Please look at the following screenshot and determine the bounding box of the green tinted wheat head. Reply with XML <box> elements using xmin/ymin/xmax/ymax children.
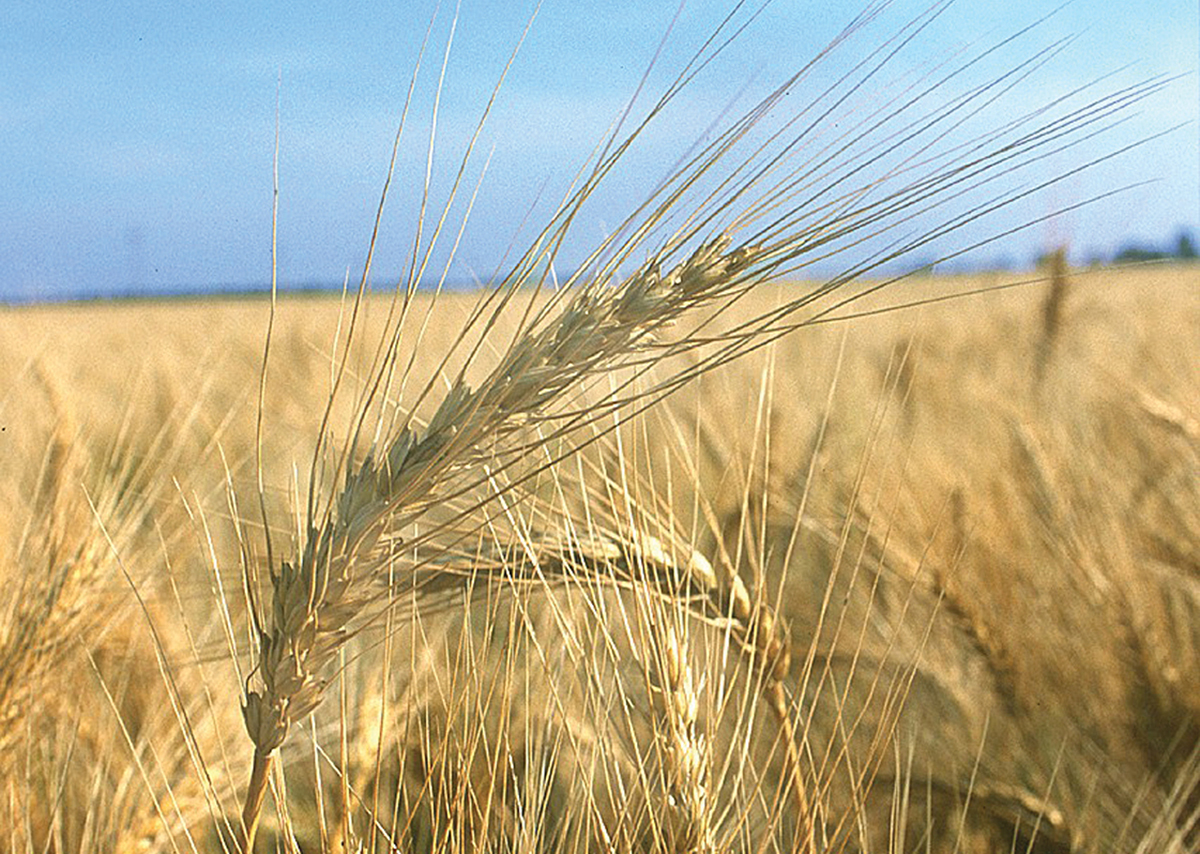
<box><xmin>239</xmin><ymin>237</ymin><xmax>761</xmax><ymax>842</ymax></box>
<box><xmin>242</xmin><ymin>236</ymin><xmax>755</xmax><ymax>720</ymax></box>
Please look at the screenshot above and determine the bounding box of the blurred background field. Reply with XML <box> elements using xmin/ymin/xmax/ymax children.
<box><xmin>1</xmin><ymin>263</ymin><xmax>1195</xmax><ymax>851</ymax></box>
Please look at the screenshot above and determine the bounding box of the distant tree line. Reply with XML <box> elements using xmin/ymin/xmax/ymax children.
<box><xmin>1100</xmin><ymin>227</ymin><xmax>1197</xmax><ymax>266</ymax></box>
<box><xmin>906</xmin><ymin>228</ymin><xmax>1197</xmax><ymax>276</ymax></box>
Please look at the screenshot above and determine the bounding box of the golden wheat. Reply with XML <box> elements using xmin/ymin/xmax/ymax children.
<box><xmin>0</xmin><ymin>3</ymin><xmax>1194</xmax><ymax>852</ymax></box>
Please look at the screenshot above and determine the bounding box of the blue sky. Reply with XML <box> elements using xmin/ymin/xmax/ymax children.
<box><xmin>2</xmin><ymin>1</ymin><xmax>1196</xmax><ymax>301</ymax></box>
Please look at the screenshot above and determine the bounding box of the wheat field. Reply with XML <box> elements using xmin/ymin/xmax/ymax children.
<box><xmin>2</xmin><ymin>2</ymin><xmax>1197</xmax><ymax>851</ymax></box>
<box><xmin>1</xmin><ymin>264</ymin><xmax>1195</xmax><ymax>852</ymax></box>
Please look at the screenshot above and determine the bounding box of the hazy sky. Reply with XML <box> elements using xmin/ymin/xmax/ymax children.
<box><xmin>2</xmin><ymin>1</ymin><xmax>1197</xmax><ymax>300</ymax></box>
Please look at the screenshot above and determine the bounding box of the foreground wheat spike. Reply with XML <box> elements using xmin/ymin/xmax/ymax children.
<box><xmin>238</xmin><ymin>236</ymin><xmax>759</xmax><ymax>846</ymax></box>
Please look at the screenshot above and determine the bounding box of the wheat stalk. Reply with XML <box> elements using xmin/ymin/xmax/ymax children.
<box><xmin>630</xmin><ymin>530</ymin><xmax>810</xmax><ymax>852</ymax></box>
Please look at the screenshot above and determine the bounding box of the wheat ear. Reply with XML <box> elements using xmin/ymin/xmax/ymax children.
<box><xmin>651</xmin><ymin>614</ymin><xmax>713</xmax><ymax>854</ymax></box>
<box><xmin>237</xmin><ymin>236</ymin><xmax>759</xmax><ymax>847</ymax></box>
<box><xmin>551</xmin><ymin>529</ymin><xmax>810</xmax><ymax>847</ymax></box>
<box><xmin>1034</xmin><ymin>245</ymin><xmax>1070</xmax><ymax>385</ymax></box>
<box><xmin>0</xmin><ymin>380</ymin><xmax>101</xmax><ymax>759</ymax></box>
